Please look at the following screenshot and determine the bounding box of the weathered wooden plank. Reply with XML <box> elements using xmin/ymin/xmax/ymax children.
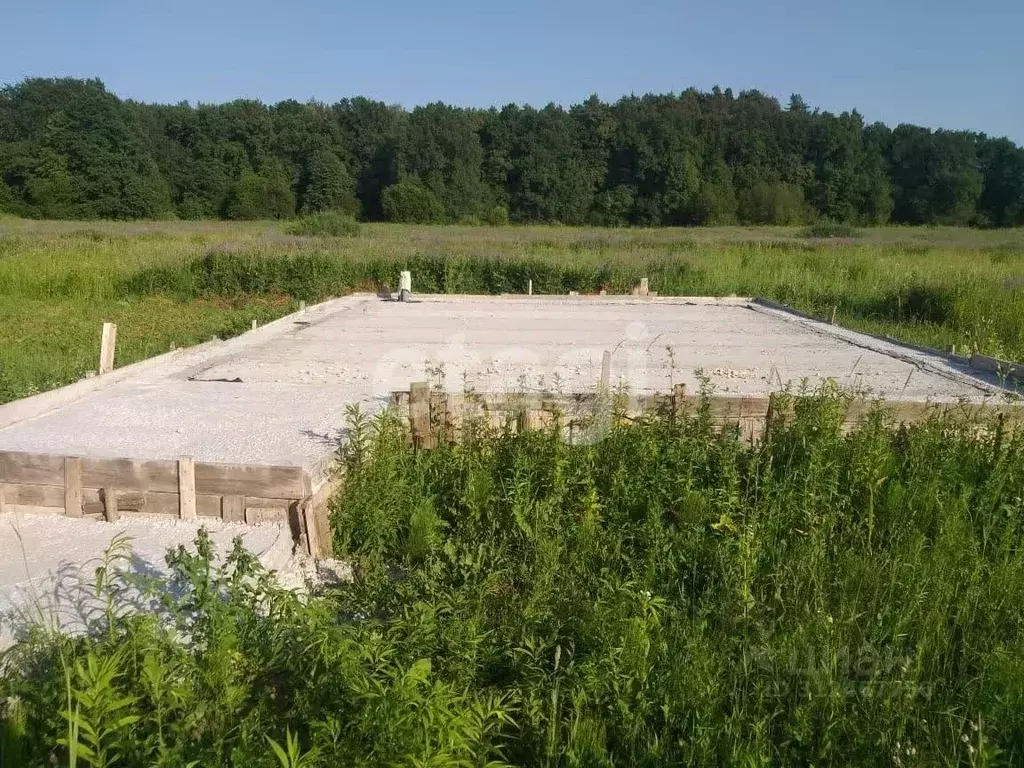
<box><xmin>432</xmin><ymin>389</ymin><xmax>456</xmax><ymax>442</ymax></box>
<box><xmin>601</xmin><ymin>350</ymin><xmax>612</xmax><ymax>390</ymax></box>
<box><xmin>103</xmin><ymin>487</ymin><xmax>120</xmax><ymax>523</ymax></box>
<box><xmin>409</xmin><ymin>381</ymin><xmax>433</xmax><ymax>449</ymax></box>
<box><xmin>739</xmin><ymin>418</ymin><xmax>764</xmax><ymax>443</ymax></box>
<box><xmin>305</xmin><ymin>472</ymin><xmax>340</xmax><ymax>558</ymax></box>
<box><xmin>195</xmin><ymin>494</ymin><xmax>223</xmax><ymax>517</ymax></box>
<box><xmin>242</xmin><ymin>495</ymin><xmax>292</xmax><ymax>512</ymax></box>
<box><xmin>242</xmin><ymin>506</ymin><xmax>289</xmax><ymax>525</ymax></box>
<box><xmin>128</xmin><ymin>492</ymin><xmax>217</xmax><ymax>518</ymax></box>
<box><xmin>0</xmin><ymin>451</ymin><xmax>65</xmax><ymax>486</ymax></box>
<box><xmin>64</xmin><ymin>457</ymin><xmax>83</xmax><ymax>517</ymax></box>
<box><xmin>971</xmin><ymin>352</ymin><xmax>1024</xmax><ymax>381</ymax></box>
<box><xmin>301</xmin><ymin>496</ymin><xmax>320</xmax><ymax>557</ymax></box>
<box><xmin>82</xmin><ymin>457</ymin><xmax>180</xmax><ymax>494</ymax></box>
<box><xmin>178</xmin><ymin>457</ymin><xmax>196</xmax><ymax>520</ymax></box>
<box><xmin>0</xmin><ymin>452</ymin><xmax>180</xmax><ymax>491</ymax></box>
<box><xmin>1</xmin><ymin>451</ymin><xmax>307</xmax><ymax>500</ymax></box>
<box><xmin>222</xmin><ymin>494</ymin><xmax>245</xmax><ymax>523</ymax></box>
<box><xmin>195</xmin><ymin>462</ymin><xmax>308</xmax><ymax>499</ymax></box>
<box><xmin>0</xmin><ymin>483</ymin><xmax>222</xmax><ymax>517</ymax></box>
<box><xmin>6</xmin><ymin>483</ymin><xmax>90</xmax><ymax>509</ymax></box>
<box><xmin>99</xmin><ymin>322</ymin><xmax>118</xmax><ymax>375</ymax></box>
<box><xmin>397</xmin><ymin>386</ymin><xmax>1024</xmax><ymax>445</ymax></box>
<box><xmin>702</xmin><ymin>395</ymin><xmax>771</xmax><ymax>421</ymax></box>
<box><xmin>671</xmin><ymin>383</ymin><xmax>688</xmax><ymax>421</ymax></box>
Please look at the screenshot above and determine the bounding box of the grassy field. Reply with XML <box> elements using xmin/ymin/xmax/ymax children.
<box><xmin>1</xmin><ymin>216</ymin><xmax>1023</xmax><ymax>403</ymax></box>
<box><xmin>3</xmin><ymin>397</ymin><xmax>1023</xmax><ymax>765</ymax></box>
<box><xmin>3</xmin><ymin>218</ymin><xmax>1024</xmax><ymax>764</ymax></box>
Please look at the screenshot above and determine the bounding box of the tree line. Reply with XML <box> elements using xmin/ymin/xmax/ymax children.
<box><xmin>1</xmin><ymin>77</ymin><xmax>1022</xmax><ymax>227</ymax></box>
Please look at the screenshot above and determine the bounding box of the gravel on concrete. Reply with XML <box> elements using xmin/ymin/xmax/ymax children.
<box><xmin>0</xmin><ymin>295</ymin><xmax>1008</xmax><ymax>472</ymax></box>
<box><xmin>0</xmin><ymin>294</ymin><xmax>1013</xmax><ymax>646</ymax></box>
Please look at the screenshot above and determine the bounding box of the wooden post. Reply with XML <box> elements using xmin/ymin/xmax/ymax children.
<box><xmin>0</xmin><ymin>483</ymin><xmax>7</xmax><ymax>515</ymax></box>
<box><xmin>399</xmin><ymin>270</ymin><xmax>412</xmax><ymax>302</ymax></box>
<box><xmin>301</xmin><ymin>497</ymin><xmax>320</xmax><ymax>556</ymax></box>
<box><xmin>178</xmin><ymin>457</ymin><xmax>197</xmax><ymax>520</ymax></box>
<box><xmin>99</xmin><ymin>322</ymin><xmax>118</xmax><ymax>375</ymax></box>
<box><xmin>65</xmin><ymin>457</ymin><xmax>83</xmax><ymax>517</ymax></box>
<box><xmin>251</xmin><ymin>319</ymin><xmax>258</xmax><ymax>330</ymax></box>
<box><xmin>103</xmin><ymin>488</ymin><xmax>120</xmax><ymax>522</ymax></box>
<box><xmin>517</xmin><ymin>409</ymin><xmax>538</xmax><ymax>433</ymax></box>
<box><xmin>221</xmin><ymin>494</ymin><xmax>245</xmax><ymax>523</ymax></box>
<box><xmin>601</xmin><ymin>350</ymin><xmax>612</xmax><ymax>390</ymax></box>
<box><xmin>527</xmin><ymin>279</ymin><xmax>533</xmax><ymax>296</ymax></box>
<box><xmin>409</xmin><ymin>381</ymin><xmax>432</xmax><ymax>449</ymax></box>
<box><xmin>829</xmin><ymin>306</ymin><xmax>838</xmax><ymax>325</ymax></box>
<box><xmin>673</xmin><ymin>382</ymin><xmax>687</xmax><ymax>422</ymax></box>
<box><xmin>639</xmin><ymin>278</ymin><xmax>649</xmax><ymax>296</ymax></box>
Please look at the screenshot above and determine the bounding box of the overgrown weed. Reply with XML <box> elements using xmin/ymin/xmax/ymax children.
<box><xmin>6</xmin><ymin>392</ymin><xmax>1018</xmax><ymax>764</ymax></box>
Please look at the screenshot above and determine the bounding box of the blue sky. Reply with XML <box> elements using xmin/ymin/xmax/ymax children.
<box><xmin>3</xmin><ymin>0</ymin><xmax>1021</xmax><ymax>142</ymax></box>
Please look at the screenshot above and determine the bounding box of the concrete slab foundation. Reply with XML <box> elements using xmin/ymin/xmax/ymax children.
<box><xmin>0</xmin><ymin>295</ymin><xmax>1008</xmax><ymax>474</ymax></box>
<box><xmin>0</xmin><ymin>294</ymin><xmax>1017</xmax><ymax>645</ymax></box>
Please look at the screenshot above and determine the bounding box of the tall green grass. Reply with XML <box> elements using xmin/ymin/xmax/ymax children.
<box><xmin>2</xmin><ymin>394</ymin><xmax>1024</xmax><ymax>765</ymax></box>
<box><xmin>1</xmin><ymin>219</ymin><xmax>1023</xmax><ymax>403</ymax></box>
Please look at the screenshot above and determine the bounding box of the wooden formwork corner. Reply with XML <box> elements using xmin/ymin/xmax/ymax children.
<box><xmin>301</xmin><ymin>472</ymin><xmax>340</xmax><ymax>558</ymax></box>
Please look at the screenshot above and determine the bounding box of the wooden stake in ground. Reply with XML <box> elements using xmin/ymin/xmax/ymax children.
<box><xmin>178</xmin><ymin>456</ymin><xmax>197</xmax><ymax>520</ymax></box>
<box><xmin>601</xmin><ymin>350</ymin><xmax>612</xmax><ymax>390</ymax></box>
<box><xmin>221</xmin><ymin>494</ymin><xmax>244</xmax><ymax>523</ymax></box>
<box><xmin>409</xmin><ymin>381</ymin><xmax>433</xmax><ymax>449</ymax></box>
<box><xmin>301</xmin><ymin>497</ymin><xmax>320</xmax><ymax>556</ymax></box>
<box><xmin>64</xmin><ymin>457</ymin><xmax>83</xmax><ymax>517</ymax></box>
<box><xmin>527</xmin><ymin>279</ymin><xmax>533</xmax><ymax>296</ymax></box>
<box><xmin>672</xmin><ymin>382</ymin><xmax>687</xmax><ymax>422</ymax></box>
<box><xmin>103</xmin><ymin>487</ymin><xmax>120</xmax><ymax>522</ymax></box>
<box><xmin>99</xmin><ymin>322</ymin><xmax>117</xmax><ymax>375</ymax></box>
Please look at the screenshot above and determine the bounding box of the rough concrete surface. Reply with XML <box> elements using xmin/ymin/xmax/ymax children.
<box><xmin>0</xmin><ymin>294</ymin><xmax>1014</xmax><ymax>645</ymax></box>
<box><xmin>0</xmin><ymin>295</ymin><xmax>1008</xmax><ymax>472</ymax></box>
<box><xmin>0</xmin><ymin>511</ymin><xmax>301</xmax><ymax>648</ymax></box>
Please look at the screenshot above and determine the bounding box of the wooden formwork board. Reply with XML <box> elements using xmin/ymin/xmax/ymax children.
<box><xmin>391</xmin><ymin>383</ymin><xmax>1024</xmax><ymax>446</ymax></box>
<box><xmin>4</xmin><ymin>386</ymin><xmax>1018</xmax><ymax>564</ymax></box>
<box><xmin>0</xmin><ymin>453</ymin><xmax>308</xmax><ymax>497</ymax></box>
<box><xmin>0</xmin><ymin>450</ymin><xmax>336</xmax><ymax>556</ymax></box>
<box><xmin>971</xmin><ymin>353</ymin><xmax>1024</xmax><ymax>382</ymax></box>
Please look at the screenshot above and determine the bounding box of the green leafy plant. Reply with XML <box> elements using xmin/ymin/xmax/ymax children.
<box><xmin>286</xmin><ymin>211</ymin><xmax>361</xmax><ymax>237</ymax></box>
<box><xmin>3</xmin><ymin>392</ymin><xmax>1024</xmax><ymax>765</ymax></box>
<box><xmin>267</xmin><ymin>728</ymin><xmax>319</xmax><ymax>768</ymax></box>
<box><xmin>381</xmin><ymin>180</ymin><xmax>445</xmax><ymax>223</ymax></box>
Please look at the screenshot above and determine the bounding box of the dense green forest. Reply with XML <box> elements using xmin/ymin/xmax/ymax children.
<box><xmin>1</xmin><ymin>77</ymin><xmax>1023</xmax><ymax>227</ymax></box>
